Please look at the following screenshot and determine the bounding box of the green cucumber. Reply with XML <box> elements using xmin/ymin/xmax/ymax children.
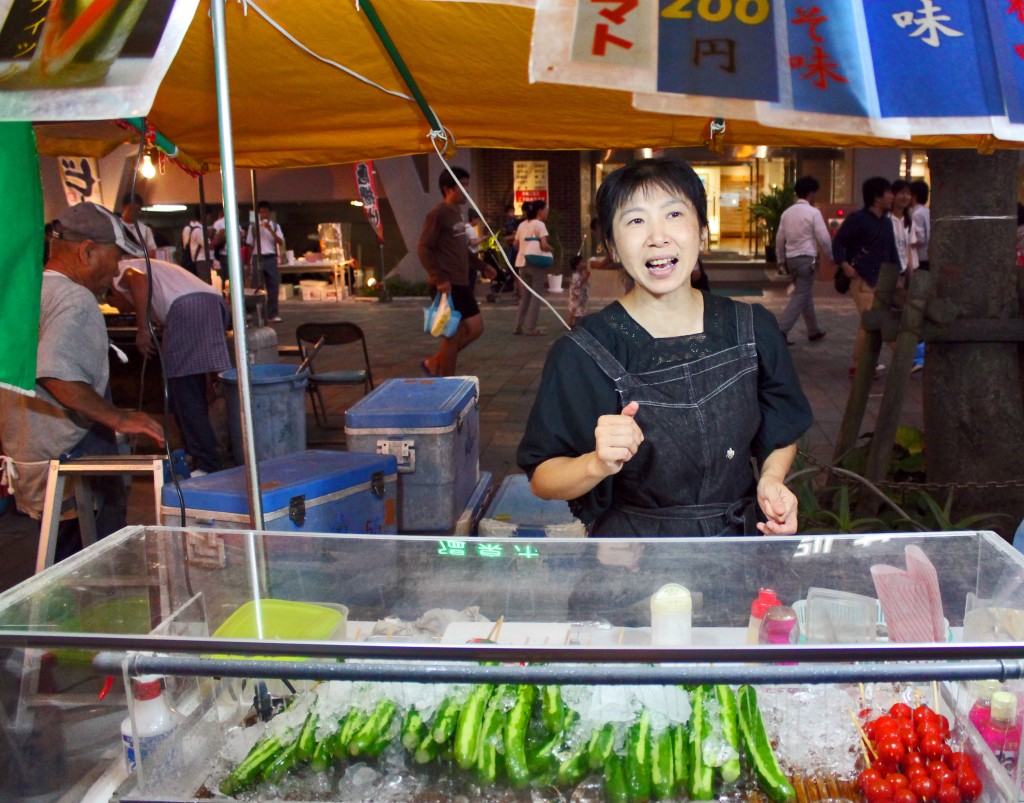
<box><xmin>604</xmin><ymin>753</ymin><xmax>629</xmax><ymax>803</ymax></box>
<box><xmin>309</xmin><ymin>734</ymin><xmax>334</xmax><ymax>772</ymax></box>
<box><xmin>624</xmin><ymin>710</ymin><xmax>652</xmax><ymax>803</ymax></box>
<box><xmin>651</xmin><ymin>727</ymin><xmax>674</xmax><ymax>800</ymax></box>
<box><xmin>555</xmin><ymin>744</ymin><xmax>589</xmax><ymax>787</ymax></box>
<box><xmin>261</xmin><ymin>739</ymin><xmax>298</xmax><ymax>784</ymax></box>
<box><xmin>455</xmin><ymin>684</ymin><xmax>493</xmax><ymax>770</ymax></box>
<box><xmin>688</xmin><ymin>686</ymin><xmax>715</xmax><ymax>800</ymax></box>
<box><xmin>541</xmin><ymin>685</ymin><xmax>566</xmax><ymax>733</ymax></box>
<box><xmin>401</xmin><ymin>707</ymin><xmax>427</xmax><ymax>752</ymax></box>
<box><xmin>295</xmin><ymin>712</ymin><xmax>318</xmax><ymax>763</ymax></box>
<box><xmin>526</xmin><ymin>729</ymin><xmax>561</xmax><ymax>775</ymax></box>
<box><xmin>413</xmin><ymin>731</ymin><xmax>440</xmax><ymax>764</ymax></box>
<box><xmin>671</xmin><ymin>724</ymin><xmax>689</xmax><ymax>794</ymax></box>
<box><xmin>588</xmin><ymin>722</ymin><xmax>616</xmax><ymax>770</ymax></box>
<box><xmin>504</xmin><ymin>685</ymin><xmax>536</xmax><ymax>789</ymax></box>
<box><xmin>715</xmin><ymin>685</ymin><xmax>742</xmax><ymax>784</ymax></box>
<box><xmin>332</xmin><ymin>708</ymin><xmax>366</xmax><ymax>757</ymax></box>
<box><xmin>350</xmin><ymin>699</ymin><xmax>396</xmax><ymax>756</ymax></box>
<box><xmin>431</xmin><ymin>697</ymin><xmax>462</xmax><ymax>744</ymax></box>
<box><xmin>476</xmin><ymin>694</ymin><xmax>506</xmax><ymax>784</ymax></box>
<box><xmin>737</xmin><ymin>685</ymin><xmax>796</xmax><ymax>803</ymax></box>
<box><xmin>219</xmin><ymin>733</ymin><xmax>285</xmax><ymax>795</ymax></box>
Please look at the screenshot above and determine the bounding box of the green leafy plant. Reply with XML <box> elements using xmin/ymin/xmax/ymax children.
<box><xmin>749</xmin><ymin>185</ymin><xmax>796</xmax><ymax>261</ymax></box>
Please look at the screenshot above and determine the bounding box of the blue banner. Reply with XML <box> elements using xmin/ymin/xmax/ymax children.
<box><xmin>783</xmin><ymin>0</ymin><xmax>875</xmax><ymax>117</ymax></box>
<box><xmin>863</xmin><ymin>0</ymin><xmax>1003</xmax><ymax>118</ymax></box>
<box><xmin>656</xmin><ymin>0</ymin><xmax>778</xmax><ymax>100</ymax></box>
<box><xmin>985</xmin><ymin>0</ymin><xmax>1024</xmax><ymax>123</ymax></box>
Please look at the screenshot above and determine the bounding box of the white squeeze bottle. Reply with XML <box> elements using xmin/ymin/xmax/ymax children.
<box><xmin>746</xmin><ymin>588</ymin><xmax>781</xmax><ymax>644</ymax></box>
<box><xmin>650</xmin><ymin>583</ymin><xmax>693</xmax><ymax>646</ymax></box>
<box><xmin>121</xmin><ymin>675</ymin><xmax>181</xmax><ymax>773</ymax></box>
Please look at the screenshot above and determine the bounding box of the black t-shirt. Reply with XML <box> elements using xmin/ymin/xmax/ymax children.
<box><xmin>516</xmin><ymin>294</ymin><xmax>812</xmax><ymax>524</ymax></box>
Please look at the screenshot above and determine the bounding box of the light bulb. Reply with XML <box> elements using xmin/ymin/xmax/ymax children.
<box><xmin>140</xmin><ymin>153</ymin><xmax>156</xmax><ymax>179</ymax></box>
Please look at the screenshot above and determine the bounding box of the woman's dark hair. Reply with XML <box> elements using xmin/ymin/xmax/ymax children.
<box><xmin>595</xmin><ymin>157</ymin><xmax>708</xmax><ymax>253</ymax></box>
<box><xmin>891</xmin><ymin>179</ymin><xmax>912</xmax><ymax>230</ymax></box>
<box><xmin>524</xmin><ymin>200</ymin><xmax>546</xmax><ymax>220</ymax></box>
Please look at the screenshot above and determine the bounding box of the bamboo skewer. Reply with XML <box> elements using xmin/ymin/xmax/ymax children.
<box><xmin>848</xmin><ymin>708</ymin><xmax>878</xmax><ymax>763</ymax></box>
<box><xmin>352</xmin><ymin>627</ymin><xmax>363</xmax><ymax>642</ymax></box>
<box><xmin>932</xmin><ymin>680</ymin><xmax>940</xmax><ymax>712</ymax></box>
<box><xmin>617</xmin><ymin>627</ymin><xmax>625</xmax><ymax>645</ymax></box>
<box><xmin>486</xmin><ymin>615</ymin><xmax>504</xmax><ymax>642</ymax></box>
<box><xmin>385</xmin><ymin>622</ymin><xmax>396</xmax><ymax>641</ymax></box>
<box><xmin>563</xmin><ymin>628</ymin><xmax>571</xmax><ymax>645</ymax></box>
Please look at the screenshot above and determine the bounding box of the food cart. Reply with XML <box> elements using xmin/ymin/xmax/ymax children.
<box><xmin>1</xmin><ymin>527</ymin><xmax>1021</xmax><ymax>802</ymax></box>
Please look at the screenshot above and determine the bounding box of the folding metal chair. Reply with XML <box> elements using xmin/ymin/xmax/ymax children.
<box><xmin>295</xmin><ymin>322</ymin><xmax>374</xmax><ymax>427</ymax></box>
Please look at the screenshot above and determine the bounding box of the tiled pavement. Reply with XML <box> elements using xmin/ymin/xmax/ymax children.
<box><xmin>0</xmin><ymin>278</ymin><xmax>921</xmax><ymax>592</ymax></box>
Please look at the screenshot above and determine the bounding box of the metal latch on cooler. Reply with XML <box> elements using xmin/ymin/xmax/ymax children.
<box><xmin>370</xmin><ymin>470</ymin><xmax>386</xmax><ymax>498</ymax></box>
<box><xmin>376</xmin><ymin>439</ymin><xmax>416</xmax><ymax>473</ymax></box>
<box><xmin>289</xmin><ymin>495</ymin><xmax>306</xmax><ymax>526</ymax></box>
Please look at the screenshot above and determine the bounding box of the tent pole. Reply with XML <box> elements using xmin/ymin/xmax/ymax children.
<box><xmin>210</xmin><ymin>0</ymin><xmax>265</xmax><ymax>531</ymax></box>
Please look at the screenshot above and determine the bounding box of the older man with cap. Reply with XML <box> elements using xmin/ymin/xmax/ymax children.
<box><xmin>0</xmin><ymin>202</ymin><xmax>164</xmax><ymax>562</ymax></box>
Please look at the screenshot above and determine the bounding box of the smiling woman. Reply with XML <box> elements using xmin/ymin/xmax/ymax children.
<box><xmin>517</xmin><ymin>157</ymin><xmax>813</xmax><ymax>539</ymax></box>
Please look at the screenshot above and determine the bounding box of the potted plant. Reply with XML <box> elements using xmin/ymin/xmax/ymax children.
<box><xmin>749</xmin><ymin>184</ymin><xmax>796</xmax><ymax>262</ymax></box>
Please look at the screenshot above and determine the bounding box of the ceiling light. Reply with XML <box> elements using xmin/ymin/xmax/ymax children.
<box><xmin>139</xmin><ymin>153</ymin><xmax>156</xmax><ymax>179</ymax></box>
<box><xmin>142</xmin><ymin>204</ymin><xmax>188</xmax><ymax>213</ymax></box>
<box><xmin>350</xmin><ymin>200</ymin><xmax>364</xmax><ymax>207</ymax></box>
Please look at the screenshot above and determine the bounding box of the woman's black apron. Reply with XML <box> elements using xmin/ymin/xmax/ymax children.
<box><xmin>568</xmin><ymin>302</ymin><xmax>762</xmax><ymax>537</ymax></box>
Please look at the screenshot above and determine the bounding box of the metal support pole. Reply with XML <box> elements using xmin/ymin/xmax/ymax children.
<box><xmin>209</xmin><ymin>0</ymin><xmax>264</xmax><ymax>530</ymax></box>
<box><xmin>377</xmin><ymin>238</ymin><xmax>391</xmax><ymax>302</ymax></box>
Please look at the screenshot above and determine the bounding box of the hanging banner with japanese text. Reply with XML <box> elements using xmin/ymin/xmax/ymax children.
<box><xmin>58</xmin><ymin>155</ymin><xmax>101</xmax><ymax>205</ymax></box>
<box><xmin>984</xmin><ymin>0</ymin><xmax>1024</xmax><ymax>124</ymax></box>
<box><xmin>531</xmin><ymin>0</ymin><xmax>1024</xmax><ymax>136</ymax></box>
<box><xmin>0</xmin><ymin>0</ymin><xmax>199</xmax><ymax>121</ymax></box>
<box><xmin>862</xmin><ymin>0</ymin><xmax>1003</xmax><ymax>119</ymax></box>
<box><xmin>354</xmin><ymin>161</ymin><xmax>384</xmax><ymax>242</ymax></box>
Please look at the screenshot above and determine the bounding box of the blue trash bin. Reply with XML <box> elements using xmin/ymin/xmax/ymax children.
<box><xmin>220</xmin><ymin>364</ymin><xmax>309</xmax><ymax>464</ymax></box>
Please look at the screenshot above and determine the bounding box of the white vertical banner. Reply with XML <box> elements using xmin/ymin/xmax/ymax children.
<box><xmin>58</xmin><ymin>156</ymin><xmax>101</xmax><ymax>205</ymax></box>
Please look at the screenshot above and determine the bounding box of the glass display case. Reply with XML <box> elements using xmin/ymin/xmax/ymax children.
<box><xmin>1</xmin><ymin>526</ymin><xmax>1022</xmax><ymax>802</ymax></box>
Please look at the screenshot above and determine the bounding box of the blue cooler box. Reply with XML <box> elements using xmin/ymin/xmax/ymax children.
<box><xmin>452</xmin><ymin>471</ymin><xmax>493</xmax><ymax>536</ymax></box>
<box><xmin>160</xmin><ymin>450</ymin><xmax>398</xmax><ymax>535</ymax></box>
<box><xmin>478</xmin><ymin>474</ymin><xmax>587</xmax><ymax>538</ymax></box>
<box><xmin>160</xmin><ymin>451</ymin><xmax>399</xmax><ymax>607</ymax></box>
<box><xmin>344</xmin><ymin>377</ymin><xmax>479</xmax><ymax>533</ymax></box>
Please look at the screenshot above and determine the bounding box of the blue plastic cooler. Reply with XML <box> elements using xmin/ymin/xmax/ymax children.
<box><xmin>160</xmin><ymin>450</ymin><xmax>398</xmax><ymax>534</ymax></box>
<box><xmin>344</xmin><ymin>377</ymin><xmax>479</xmax><ymax>532</ymax></box>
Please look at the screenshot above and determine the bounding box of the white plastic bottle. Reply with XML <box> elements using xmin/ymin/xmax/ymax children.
<box><xmin>650</xmin><ymin>583</ymin><xmax>692</xmax><ymax>646</ymax></box>
<box><xmin>121</xmin><ymin>675</ymin><xmax>181</xmax><ymax>773</ymax></box>
<box><xmin>746</xmin><ymin>588</ymin><xmax>781</xmax><ymax>644</ymax></box>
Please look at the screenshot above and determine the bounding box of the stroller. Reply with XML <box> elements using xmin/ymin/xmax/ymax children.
<box><xmin>481</xmin><ymin>233</ymin><xmax>518</xmax><ymax>303</ymax></box>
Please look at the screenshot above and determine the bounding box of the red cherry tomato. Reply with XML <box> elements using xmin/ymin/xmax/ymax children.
<box><xmin>901</xmin><ymin>729</ymin><xmax>920</xmax><ymax>751</ymax></box>
<box><xmin>887</xmin><ymin>773</ymin><xmax>911</xmax><ymax>790</ymax></box>
<box><xmin>920</xmin><ymin>736</ymin><xmax>944</xmax><ymax>761</ymax></box>
<box><xmin>866</xmin><ymin>778</ymin><xmax>895</xmax><ymax>803</ymax></box>
<box><xmin>939</xmin><ymin>743</ymin><xmax>953</xmax><ymax>763</ymax></box>
<box><xmin>906</xmin><ymin>765</ymin><xmax>929</xmax><ymax>785</ymax></box>
<box><xmin>917</xmin><ymin>720</ymin><xmax>942</xmax><ymax>739</ymax></box>
<box><xmin>931</xmin><ymin>766</ymin><xmax>955</xmax><ymax>787</ymax></box>
<box><xmin>875</xmin><ymin>715</ymin><xmax>901</xmax><ymax>736</ymax></box>
<box><xmin>901</xmin><ymin>752</ymin><xmax>925</xmax><ymax>772</ymax></box>
<box><xmin>936</xmin><ymin>714</ymin><xmax>950</xmax><ymax>738</ymax></box>
<box><xmin>936</xmin><ymin>782</ymin><xmax>961</xmax><ymax>803</ymax></box>
<box><xmin>877</xmin><ymin>738</ymin><xmax>906</xmax><ymax>764</ymax></box>
<box><xmin>860</xmin><ymin>766</ymin><xmax>884</xmax><ymax>792</ymax></box>
<box><xmin>910</xmin><ymin>775</ymin><xmax>937</xmax><ymax>802</ymax></box>
<box><xmin>946</xmin><ymin>752</ymin><xmax>972</xmax><ymax>774</ymax></box>
<box><xmin>894</xmin><ymin>789</ymin><xmax>919</xmax><ymax>803</ymax></box>
<box><xmin>890</xmin><ymin>702</ymin><xmax>914</xmax><ymax>720</ymax></box>
<box><xmin>914</xmin><ymin>705</ymin><xmax>938</xmax><ymax>726</ymax></box>
<box><xmin>956</xmin><ymin>774</ymin><xmax>982</xmax><ymax>801</ymax></box>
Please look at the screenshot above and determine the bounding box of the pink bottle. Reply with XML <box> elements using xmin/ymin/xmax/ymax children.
<box><xmin>969</xmin><ymin>679</ymin><xmax>1002</xmax><ymax>731</ymax></box>
<box><xmin>746</xmin><ymin>588</ymin><xmax>781</xmax><ymax>645</ymax></box>
<box><xmin>980</xmin><ymin>691</ymin><xmax>1021</xmax><ymax>772</ymax></box>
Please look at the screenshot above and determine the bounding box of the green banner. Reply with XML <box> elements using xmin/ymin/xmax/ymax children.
<box><xmin>0</xmin><ymin>122</ymin><xmax>43</xmax><ymax>395</ymax></box>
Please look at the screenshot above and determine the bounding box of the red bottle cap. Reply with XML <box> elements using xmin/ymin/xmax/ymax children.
<box><xmin>750</xmin><ymin>588</ymin><xmax>781</xmax><ymax>618</ymax></box>
<box><xmin>131</xmin><ymin>676</ymin><xmax>164</xmax><ymax>702</ymax></box>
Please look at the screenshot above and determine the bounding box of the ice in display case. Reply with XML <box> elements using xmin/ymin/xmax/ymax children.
<box><xmin>0</xmin><ymin>527</ymin><xmax>1022</xmax><ymax>802</ymax></box>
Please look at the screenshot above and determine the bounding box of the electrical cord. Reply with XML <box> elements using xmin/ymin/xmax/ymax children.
<box><xmin>430</xmin><ymin>135</ymin><xmax>571</xmax><ymax>332</ymax></box>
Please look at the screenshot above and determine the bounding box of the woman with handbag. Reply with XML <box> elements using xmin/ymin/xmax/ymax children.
<box><xmin>512</xmin><ymin>200</ymin><xmax>552</xmax><ymax>336</ymax></box>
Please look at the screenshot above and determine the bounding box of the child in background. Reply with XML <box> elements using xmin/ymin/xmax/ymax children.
<box><xmin>567</xmin><ymin>254</ymin><xmax>590</xmax><ymax>327</ymax></box>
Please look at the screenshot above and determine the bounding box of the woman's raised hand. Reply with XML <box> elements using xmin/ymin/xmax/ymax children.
<box><xmin>592</xmin><ymin>401</ymin><xmax>644</xmax><ymax>477</ymax></box>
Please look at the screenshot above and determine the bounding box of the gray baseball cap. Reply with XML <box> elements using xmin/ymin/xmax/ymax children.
<box><xmin>52</xmin><ymin>202</ymin><xmax>145</xmax><ymax>257</ymax></box>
